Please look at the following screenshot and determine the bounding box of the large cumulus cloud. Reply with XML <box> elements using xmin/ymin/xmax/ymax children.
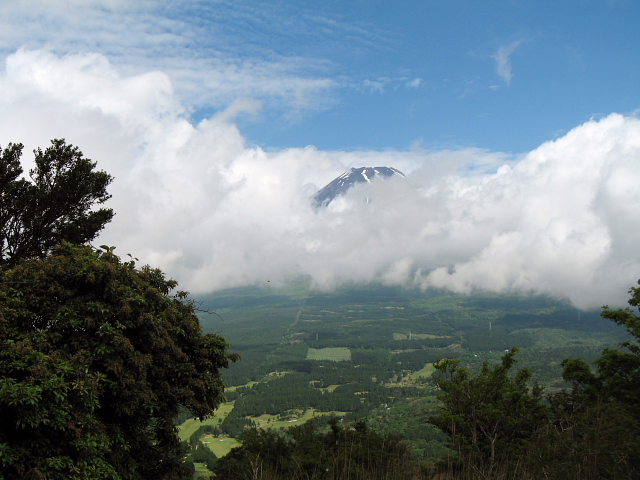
<box><xmin>1</xmin><ymin>49</ymin><xmax>639</xmax><ymax>309</ymax></box>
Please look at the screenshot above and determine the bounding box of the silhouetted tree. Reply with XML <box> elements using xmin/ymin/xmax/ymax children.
<box><xmin>0</xmin><ymin>139</ymin><xmax>113</xmax><ymax>268</ymax></box>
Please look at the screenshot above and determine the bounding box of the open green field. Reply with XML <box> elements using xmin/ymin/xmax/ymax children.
<box><xmin>178</xmin><ymin>402</ymin><xmax>235</xmax><ymax>442</ymax></box>
<box><xmin>226</xmin><ymin>382</ymin><xmax>257</xmax><ymax>392</ymax></box>
<box><xmin>250</xmin><ymin>408</ymin><xmax>347</xmax><ymax>430</ymax></box>
<box><xmin>322</xmin><ymin>384</ymin><xmax>341</xmax><ymax>392</ymax></box>
<box><xmin>193</xmin><ymin>463</ymin><xmax>213</xmax><ymax>478</ymax></box>
<box><xmin>307</xmin><ymin>347</ymin><xmax>351</xmax><ymax>361</ymax></box>
<box><xmin>200</xmin><ymin>435</ymin><xmax>240</xmax><ymax>458</ymax></box>
<box><xmin>394</xmin><ymin>332</ymin><xmax>452</xmax><ymax>340</ymax></box>
<box><xmin>307</xmin><ymin>347</ymin><xmax>351</xmax><ymax>362</ymax></box>
<box><xmin>179</xmin><ymin>417</ymin><xmax>219</xmax><ymax>442</ymax></box>
<box><xmin>409</xmin><ymin>362</ymin><xmax>436</xmax><ymax>380</ymax></box>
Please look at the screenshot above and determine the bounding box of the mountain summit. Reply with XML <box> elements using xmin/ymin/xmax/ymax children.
<box><xmin>312</xmin><ymin>166</ymin><xmax>405</xmax><ymax>209</ymax></box>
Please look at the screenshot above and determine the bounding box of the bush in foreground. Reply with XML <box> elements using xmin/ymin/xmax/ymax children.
<box><xmin>0</xmin><ymin>243</ymin><xmax>237</xmax><ymax>480</ymax></box>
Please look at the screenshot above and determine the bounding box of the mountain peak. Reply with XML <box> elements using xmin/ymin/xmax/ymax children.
<box><xmin>312</xmin><ymin>166</ymin><xmax>405</xmax><ymax>209</ymax></box>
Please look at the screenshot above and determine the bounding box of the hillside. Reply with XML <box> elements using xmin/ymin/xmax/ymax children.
<box><xmin>197</xmin><ymin>282</ymin><xmax>625</xmax><ymax>388</ymax></box>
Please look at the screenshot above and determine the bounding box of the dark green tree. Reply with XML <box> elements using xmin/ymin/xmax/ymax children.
<box><xmin>0</xmin><ymin>139</ymin><xmax>113</xmax><ymax>268</ymax></box>
<box><xmin>537</xmin><ymin>281</ymin><xmax>640</xmax><ymax>478</ymax></box>
<box><xmin>214</xmin><ymin>418</ymin><xmax>414</xmax><ymax>480</ymax></box>
<box><xmin>0</xmin><ymin>243</ymin><xmax>238</xmax><ymax>480</ymax></box>
<box><xmin>562</xmin><ymin>281</ymin><xmax>640</xmax><ymax>411</ymax></box>
<box><xmin>186</xmin><ymin>440</ymin><xmax>218</xmax><ymax>472</ymax></box>
<box><xmin>429</xmin><ymin>348</ymin><xmax>547</xmax><ymax>476</ymax></box>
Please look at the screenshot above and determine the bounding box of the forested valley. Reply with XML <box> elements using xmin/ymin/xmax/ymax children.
<box><xmin>183</xmin><ymin>280</ymin><xmax>640</xmax><ymax>479</ymax></box>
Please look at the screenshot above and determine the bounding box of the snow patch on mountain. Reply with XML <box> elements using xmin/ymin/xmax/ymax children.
<box><xmin>312</xmin><ymin>167</ymin><xmax>405</xmax><ymax>208</ymax></box>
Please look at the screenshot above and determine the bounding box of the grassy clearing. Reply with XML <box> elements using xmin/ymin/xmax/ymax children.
<box><xmin>409</xmin><ymin>363</ymin><xmax>436</xmax><ymax>380</ymax></box>
<box><xmin>393</xmin><ymin>332</ymin><xmax>452</xmax><ymax>340</ymax></box>
<box><xmin>200</xmin><ymin>434</ymin><xmax>240</xmax><ymax>458</ymax></box>
<box><xmin>215</xmin><ymin>402</ymin><xmax>236</xmax><ymax>417</ymax></box>
<box><xmin>307</xmin><ymin>347</ymin><xmax>351</xmax><ymax>361</ymax></box>
<box><xmin>226</xmin><ymin>381</ymin><xmax>257</xmax><ymax>392</ymax></box>
<box><xmin>248</xmin><ymin>408</ymin><xmax>347</xmax><ymax>430</ymax></box>
<box><xmin>178</xmin><ymin>402</ymin><xmax>234</xmax><ymax>441</ymax></box>
<box><xmin>321</xmin><ymin>384</ymin><xmax>341</xmax><ymax>392</ymax></box>
<box><xmin>179</xmin><ymin>417</ymin><xmax>219</xmax><ymax>442</ymax></box>
<box><xmin>198</xmin><ymin>409</ymin><xmax>346</xmax><ymax>458</ymax></box>
<box><xmin>193</xmin><ymin>462</ymin><xmax>213</xmax><ymax>478</ymax></box>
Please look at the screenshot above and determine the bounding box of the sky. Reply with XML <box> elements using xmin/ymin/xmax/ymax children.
<box><xmin>1</xmin><ymin>0</ymin><xmax>639</xmax><ymax>309</ymax></box>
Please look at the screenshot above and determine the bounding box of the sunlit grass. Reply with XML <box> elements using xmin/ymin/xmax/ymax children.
<box><xmin>393</xmin><ymin>332</ymin><xmax>453</xmax><ymax>340</ymax></box>
<box><xmin>193</xmin><ymin>462</ymin><xmax>213</xmax><ymax>478</ymax></box>
<box><xmin>248</xmin><ymin>408</ymin><xmax>347</xmax><ymax>430</ymax></box>
<box><xmin>225</xmin><ymin>381</ymin><xmax>257</xmax><ymax>392</ymax></box>
<box><xmin>200</xmin><ymin>434</ymin><xmax>240</xmax><ymax>458</ymax></box>
<box><xmin>322</xmin><ymin>384</ymin><xmax>341</xmax><ymax>392</ymax></box>
<box><xmin>178</xmin><ymin>402</ymin><xmax>234</xmax><ymax>441</ymax></box>
<box><xmin>409</xmin><ymin>362</ymin><xmax>436</xmax><ymax>379</ymax></box>
<box><xmin>307</xmin><ymin>347</ymin><xmax>351</xmax><ymax>361</ymax></box>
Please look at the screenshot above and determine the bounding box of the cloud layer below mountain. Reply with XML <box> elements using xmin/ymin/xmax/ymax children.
<box><xmin>2</xmin><ymin>49</ymin><xmax>639</xmax><ymax>309</ymax></box>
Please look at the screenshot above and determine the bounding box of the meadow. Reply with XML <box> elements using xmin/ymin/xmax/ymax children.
<box><xmin>306</xmin><ymin>347</ymin><xmax>352</xmax><ymax>361</ymax></box>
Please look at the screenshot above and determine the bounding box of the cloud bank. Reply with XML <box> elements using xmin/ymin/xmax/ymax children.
<box><xmin>2</xmin><ymin>49</ymin><xmax>640</xmax><ymax>309</ymax></box>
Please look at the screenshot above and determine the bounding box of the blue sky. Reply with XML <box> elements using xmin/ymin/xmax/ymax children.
<box><xmin>1</xmin><ymin>0</ymin><xmax>640</xmax><ymax>308</ymax></box>
<box><xmin>227</xmin><ymin>0</ymin><xmax>640</xmax><ymax>153</ymax></box>
<box><xmin>3</xmin><ymin>1</ymin><xmax>638</xmax><ymax>153</ymax></box>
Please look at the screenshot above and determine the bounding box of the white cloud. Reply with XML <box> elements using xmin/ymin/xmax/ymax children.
<box><xmin>493</xmin><ymin>40</ymin><xmax>523</xmax><ymax>86</ymax></box>
<box><xmin>363</xmin><ymin>78</ymin><xmax>387</xmax><ymax>93</ymax></box>
<box><xmin>406</xmin><ymin>78</ymin><xmax>421</xmax><ymax>88</ymax></box>
<box><xmin>2</xmin><ymin>49</ymin><xmax>640</xmax><ymax>310</ymax></box>
<box><xmin>0</xmin><ymin>1</ymin><xmax>340</xmax><ymax>114</ymax></box>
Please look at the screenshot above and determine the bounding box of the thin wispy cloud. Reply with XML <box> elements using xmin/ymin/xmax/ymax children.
<box><xmin>363</xmin><ymin>78</ymin><xmax>388</xmax><ymax>93</ymax></box>
<box><xmin>493</xmin><ymin>40</ymin><xmax>523</xmax><ymax>86</ymax></box>
<box><xmin>0</xmin><ymin>1</ymin><xmax>355</xmax><ymax>115</ymax></box>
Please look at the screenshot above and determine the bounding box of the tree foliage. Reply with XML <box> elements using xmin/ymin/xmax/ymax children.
<box><xmin>562</xmin><ymin>282</ymin><xmax>640</xmax><ymax>412</ymax></box>
<box><xmin>186</xmin><ymin>440</ymin><xmax>218</xmax><ymax>472</ymax></box>
<box><xmin>428</xmin><ymin>284</ymin><xmax>640</xmax><ymax>479</ymax></box>
<box><xmin>214</xmin><ymin>418</ymin><xmax>414</xmax><ymax>480</ymax></box>
<box><xmin>429</xmin><ymin>348</ymin><xmax>547</xmax><ymax>475</ymax></box>
<box><xmin>540</xmin><ymin>281</ymin><xmax>640</xmax><ymax>478</ymax></box>
<box><xmin>0</xmin><ymin>243</ymin><xmax>238</xmax><ymax>480</ymax></box>
<box><xmin>0</xmin><ymin>139</ymin><xmax>113</xmax><ymax>268</ymax></box>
